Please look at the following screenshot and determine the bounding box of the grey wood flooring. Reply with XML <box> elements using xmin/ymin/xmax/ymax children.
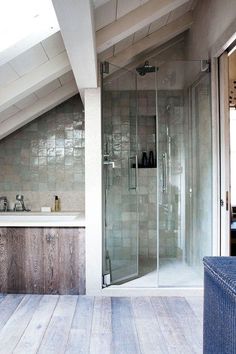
<box><xmin>0</xmin><ymin>294</ymin><xmax>203</xmax><ymax>354</ymax></box>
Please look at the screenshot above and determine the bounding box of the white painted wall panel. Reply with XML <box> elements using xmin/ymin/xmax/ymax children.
<box><xmin>148</xmin><ymin>14</ymin><xmax>169</xmax><ymax>34</ymax></box>
<box><xmin>10</xmin><ymin>44</ymin><xmax>48</xmax><ymax>76</ymax></box>
<box><xmin>187</xmin><ymin>0</ymin><xmax>236</xmax><ymax>59</ymax></box>
<box><xmin>167</xmin><ymin>1</ymin><xmax>192</xmax><ymax>23</ymax></box>
<box><xmin>114</xmin><ymin>35</ymin><xmax>134</xmax><ymax>55</ymax></box>
<box><xmin>0</xmin><ymin>105</ymin><xmax>20</xmax><ymax>123</ymax></box>
<box><xmin>93</xmin><ymin>0</ymin><xmax>111</xmax><ymax>8</ymax></box>
<box><xmin>117</xmin><ymin>0</ymin><xmax>141</xmax><ymax>19</ymax></box>
<box><xmin>0</xmin><ymin>63</ymin><xmax>19</xmax><ymax>87</ymax></box>
<box><xmin>94</xmin><ymin>0</ymin><xmax>117</xmax><ymax>31</ymax></box>
<box><xmin>133</xmin><ymin>25</ymin><xmax>149</xmax><ymax>43</ymax></box>
<box><xmin>15</xmin><ymin>93</ymin><xmax>38</xmax><ymax>110</ymax></box>
<box><xmin>85</xmin><ymin>88</ymin><xmax>102</xmax><ymax>295</ymax></box>
<box><xmin>98</xmin><ymin>46</ymin><xmax>114</xmax><ymax>61</ymax></box>
<box><xmin>58</xmin><ymin>71</ymin><xmax>75</xmax><ymax>85</ymax></box>
<box><xmin>41</xmin><ymin>32</ymin><xmax>65</xmax><ymax>59</ymax></box>
<box><xmin>35</xmin><ymin>79</ymin><xmax>61</xmax><ymax>99</ymax></box>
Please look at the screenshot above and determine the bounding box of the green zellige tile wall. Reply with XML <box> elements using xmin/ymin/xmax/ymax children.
<box><xmin>0</xmin><ymin>94</ymin><xmax>84</xmax><ymax>211</ymax></box>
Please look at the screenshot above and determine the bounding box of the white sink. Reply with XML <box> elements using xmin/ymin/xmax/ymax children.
<box><xmin>0</xmin><ymin>212</ymin><xmax>85</xmax><ymax>227</ymax></box>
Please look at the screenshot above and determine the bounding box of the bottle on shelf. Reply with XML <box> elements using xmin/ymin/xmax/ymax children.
<box><xmin>54</xmin><ymin>195</ymin><xmax>60</xmax><ymax>212</ymax></box>
<box><xmin>142</xmin><ymin>151</ymin><xmax>148</xmax><ymax>168</ymax></box>
<box><xmin>149</xmin><ymin>150</ymin><xmax>154</xmax><ymax>168</ymax></box>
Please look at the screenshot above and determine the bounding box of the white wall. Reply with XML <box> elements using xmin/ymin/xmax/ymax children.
<box><xmin>186</xmin><ymin>0</ymin><xmax>236</xmax><ymax>59</ymax></box>
<box><xmin>186</xmin><ymin>0</ymin><xmax>236</xmax><ymax>256</ymax></box>
<box><xmin>85</xmin><ymin>88</ymin><xmax>103</xmax><ymax>295</ymax></box>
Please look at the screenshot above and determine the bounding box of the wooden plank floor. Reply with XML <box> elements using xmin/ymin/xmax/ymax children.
<box><xmin>0</xmin><ymin>294</ymin><xmax>203</xmax><ymax>354</ymax></box>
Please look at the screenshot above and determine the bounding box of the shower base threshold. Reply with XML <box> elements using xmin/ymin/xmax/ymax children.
<box><xmin>110</xmin><ymin>258</ymin><xmax>203</xmax><ymax>288</ymax></box>
<box><xmin>101</xmin><ymin>286</ymin><xmax>203</xmax><ymax>297</ymax></box>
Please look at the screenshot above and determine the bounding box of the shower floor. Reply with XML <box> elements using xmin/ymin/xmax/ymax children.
<box><xmin>118</xmin><ymin>258</ymin><xmax>203</xmax><ymax>288</ymax></box>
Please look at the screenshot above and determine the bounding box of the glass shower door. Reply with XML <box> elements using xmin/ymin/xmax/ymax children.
<box><xmin>156</xmin><ymin>60</ymin><xmax>212</xmax><ymax>287</ymax></box>
<box><xmin>102</xmin><ymin>63</ymin><xmax>139</xmax><ymax>285</ymax></box>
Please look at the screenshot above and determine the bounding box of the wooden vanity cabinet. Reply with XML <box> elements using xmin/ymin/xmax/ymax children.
<box><xmin>0</xmin><ymin>228</ymin><xmax>85</xmax><ymax>295</ymax></box>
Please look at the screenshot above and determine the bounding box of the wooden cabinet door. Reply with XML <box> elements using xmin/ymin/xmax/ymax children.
<box><xmin>58</xmin><ymin>228</ymin><xmax>84</xmax><ymax>295</ymax></box>
<box><xmin>0</xmin><ymin>227</ymin><xmax>85</xmax><ymax>294</ymax></box>
<box><xmin>24</xmin><ymin>228</ymin><xmax>44</xmax><ymax>293</ymax></box>
<box><xmin>43</xmin><ymin>228</ymin><xmax>60</xmax><ymax>294</ymax></box>
<box><xmin>43</xmin><ymin>228</ymin><xmax>85</xmax><ymax>295</ymax></box>
<box><xmin>0</xmin><ymin>228</ymin><xmax>8</xmax><ymax>292</ymax></box>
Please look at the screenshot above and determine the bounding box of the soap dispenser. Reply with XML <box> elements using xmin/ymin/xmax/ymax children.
<box><xmin>54</xmin><ymin>195</ymin><xmax>60</xmax><ymax>212</ymax></box>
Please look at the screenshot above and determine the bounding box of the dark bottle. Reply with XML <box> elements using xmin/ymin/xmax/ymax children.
<box><xmin>142</xmin><ymin>151</ymin><xmax>148</xmax><ymax>168</ymax></box>
<box><xmin>149</xmin><ymin>150</ymin><xmax>154</xmax><ymax>168</ymax></box>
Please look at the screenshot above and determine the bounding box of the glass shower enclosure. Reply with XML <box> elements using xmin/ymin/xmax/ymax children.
<box><xmin>102</xmin><ymin>63</ymin><xmax>140</xmax><ymax>285</ymax></box>
<box><xmin>101</xmin><ymin>59</ymin><xmax>212</xmax><ymax>288</ymax></box>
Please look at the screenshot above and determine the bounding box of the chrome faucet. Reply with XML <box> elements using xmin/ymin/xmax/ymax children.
<box><xmin>0</xmin><ymin>196</ymin><xmax>8</xmax><ymax>212</ymax></box>
<box><xmin>14</xmin><ymin>195</ymin><xmax>30</xmax><ymax>212</ymax></box>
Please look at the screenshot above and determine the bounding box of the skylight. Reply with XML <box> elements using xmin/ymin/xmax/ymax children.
<box><xmin>0</xmin><ymin>0</ymin><xmax>59</xmax><ymax>53</ymax></box>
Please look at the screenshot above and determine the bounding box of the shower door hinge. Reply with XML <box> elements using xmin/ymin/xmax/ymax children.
<box><xmin>221</xmin><ymin>192</ymin><xmax>229</xmax><ymax>210</ymax></box>
<box><xmin>101</xmin><ymin>61</ymin><xmax>109</xmax><ymax>74</ymax></box>
<box><xmin>201</xmin><ymin>60</ymin><xmax>211</xmax><ymax>73</ymax></box>
<box><xmin>226</xmin><ymin>191</ymin><xmax>229</xmax><ymax>211</ymax></box>
<box><xmin>102</xmin><ymin>273</ymin><xmax>111</xmax><ymax>287</ymax></box>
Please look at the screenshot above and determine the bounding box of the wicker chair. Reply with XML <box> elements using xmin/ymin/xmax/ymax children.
<box><xmin>203</xmin><ymin>257</ymin><xmax>236</xmax><ymax>354</ymax></box>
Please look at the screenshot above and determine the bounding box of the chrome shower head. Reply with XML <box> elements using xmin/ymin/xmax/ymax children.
<box><xmin>136</xmin><ymin>61</ymin><xmax>158</xmax><ymax>76</ymax></box>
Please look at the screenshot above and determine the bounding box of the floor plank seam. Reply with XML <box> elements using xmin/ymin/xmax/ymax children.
<box><xmin>150</xmin><ymin>297</ymin><xmax>170</xmax><ymax>354</ymax></box>
<box><xmin>130</xmin><ymin>297</ymin><xmax>144</xmax><ymax>354</ymax></box>
<box><xmin>12</xmin><ymin>294</ymin><xmax>43</xmax><ymax>353</ymax></box>
<box><xmin>169</xmin><ymin>298</ymin><xmax>201</xmax><ymax>354</ymax></box>
<box><xmin>87</xmin><ymin>296</ymin><xmax>96</xmax><ymax>354</ymax></box>
<box><xmin>0</xmin><ymin>294</ymin><xmax>26</xmax><ymax>332</ymax></box>
<box><xmin>35</xmin><ymin>295</ymin><xmax>60</xmax><ymax>354</ymax></box>
<box><xmin>63</xmin><ymin>295</ymin><xmax>79</xmax><ymax>354</ymax></box>
<box><xmin>0</xmin><ymin>294</ymin><xmax>6</xmax><ymax>305</ymax></box>
<box><xmin>64</xmin><ymin>295</ymin><xmax>79</xmax><ymax>353</ymax></box>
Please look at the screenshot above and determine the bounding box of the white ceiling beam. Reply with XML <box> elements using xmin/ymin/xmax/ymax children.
<box><xmin>96</xmin><ymin>0</ymin><xmax>190</xmax><ymax>53</ymax></box>
<box><xmin>0</xmin><ymin>51</ymin><xmax>71</xmax><ymax>114</ymax></box>
<box><xmin>79</xmin><ymin>89</ymin><xmax>85</xmax><ymax>106</ymax></box>
<box><xmin>0</xmin><ymin>28</ymin><xmax>60</xmax><ymax>67</ymax></box>
<box><xmin>106</xmin><ymin>12</ymin><xmax>193</xmax><ymax>68</ymax></box>
<box><xmin>0</xmin><ymin>81</ymin><xmax>78</xmax><ymax>140</ymax></box>
<box><xmin>52</xmin><ymin>0</ymin><xmax>97</xmax><ymax>89</ymax></box>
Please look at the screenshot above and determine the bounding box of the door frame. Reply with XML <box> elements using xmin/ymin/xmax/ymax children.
<box><xmin>219</xmin><ymin>52</ymin><xmax>231</xmax><ymax>256</ymax></box>
<box><xmin>211</xmin><ymin>28</ymin><xmax>236</xmax><ymax>257</ymax></box>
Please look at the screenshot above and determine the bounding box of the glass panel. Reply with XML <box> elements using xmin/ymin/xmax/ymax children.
<box><xmin>156</xmin><ymin>61</ymin><xmax>212</xmax><ymax>287</ymax></box>
<box><xmin>135</xmin><ymin>68</ymin><xmax>158</xmax><ymax>287</ymax></box>
<box><xmin>102</xmin><ymin>59</ymin><xmax>212</xmax><ymax>289</ymax></box>
<box><xmin>102</xmin><ymin>63</ymin><xmax>139</xmax><ymax>285</ymax></box>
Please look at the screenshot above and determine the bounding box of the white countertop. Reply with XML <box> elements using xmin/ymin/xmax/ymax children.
<box><xmin>0</xmin><ymin>212</ymin><xmax>85</xmax><ymax>227</ymax></box>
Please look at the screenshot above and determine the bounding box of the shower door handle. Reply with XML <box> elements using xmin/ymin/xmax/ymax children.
<box><xmin>128</xmin><ymin>155</ymin><xmax>138</xmax><ymax>190</ymax></box>
<box><xmin>162</xmin><ymin>153</ymin><xmax>167</xmax><ymax>193</ymax></box>
<box><xmin>103</xmin><ymin>161</ymin><xmax>115</xmax><ymax>168</ymax></box>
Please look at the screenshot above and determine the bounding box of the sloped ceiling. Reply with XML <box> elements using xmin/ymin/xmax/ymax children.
<box><xmin>0</xmin><ymin>0</ymin><xmax>198</xmax><ymax>139</ymax></box>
